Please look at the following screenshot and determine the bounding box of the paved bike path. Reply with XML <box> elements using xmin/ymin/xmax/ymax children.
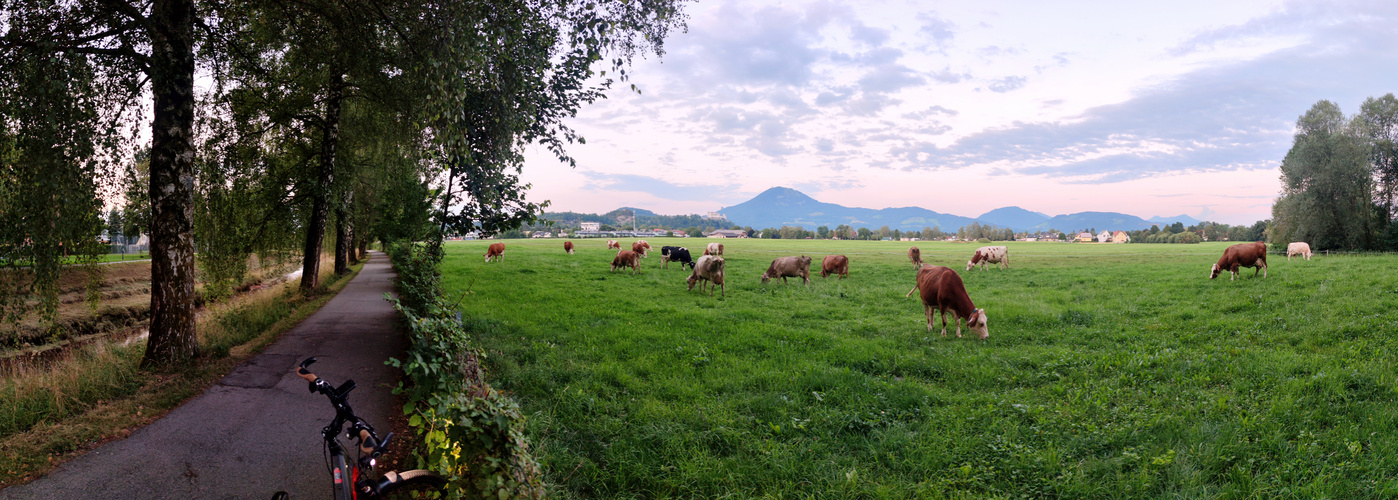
<box><xmin>2</xmin><ymin>251</ymin><xmax>408</xmax><ymax>499</ymax></box>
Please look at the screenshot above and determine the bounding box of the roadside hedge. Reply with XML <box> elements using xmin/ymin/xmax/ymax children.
<box><xmin>386</xmin><ymin>242</ymin><xmax>543</xmax><ymax>499</ymax></box>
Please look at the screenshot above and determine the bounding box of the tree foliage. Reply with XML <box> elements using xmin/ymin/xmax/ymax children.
<box><xmin>1272</xmin><ymin>100</ymin><xmax>1378</xmax><ymax>250</ymax></box>
<box><xmin>0</xmin><ymin>0</ymin><xmax>692</xmax><ymax>369</ymax></box>
<box><xmin>0</xmin><ymin>9</ymin><xmax>119</xmax><ymax>325</ymax></box>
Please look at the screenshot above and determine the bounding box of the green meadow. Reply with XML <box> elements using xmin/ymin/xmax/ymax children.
<box><xmin>437</xmin><ymin>238</ymin><xmax>1398</xmax><ymax>498</ymax></box>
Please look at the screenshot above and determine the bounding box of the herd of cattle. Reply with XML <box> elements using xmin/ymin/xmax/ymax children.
<box><xmin>478</xmin><ymin>239</ymin><xmax>1317</xmax><ymax>340</ymax></box>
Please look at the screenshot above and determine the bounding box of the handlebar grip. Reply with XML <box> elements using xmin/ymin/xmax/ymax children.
<box><xmin>297</xmin><ymin>369</ymin><xmax>317</xmax><ymax>383</ymax></box>
<box><xmin>358</xmin><ymin>429</ymin><xmax>376</xmax><ymax>455</ymax></box>
<box><xmin>296</xmin><ymin>357</ymin><xmax>319</xmax><ymax>383</ymax></box>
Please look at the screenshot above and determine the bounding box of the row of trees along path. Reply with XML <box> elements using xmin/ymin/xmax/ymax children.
<box><xmin>0</xmin><ymin>1</ymin><xmax>690</xmax><ymax>368</ymax></box>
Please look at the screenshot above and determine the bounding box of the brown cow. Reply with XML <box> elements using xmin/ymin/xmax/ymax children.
<box><xmin>607</xmin><ymin>240</ymin><xmax>621</xmax><ymax>250</ymax></box>
<box><xmin>632</xmin><ymin>240</ymin><xmax>651</xmax><ymax>257</ymax></box>
<box><xmin>687</xmin><ymin>255</ymin><xmax>726</xmax><ymax>297</ymax></box>
<box><xmin>1210</xmin><ymin>241</ymin><xmax>1268</xmax><ymax>281</ymax></box>
<box><xmin>563</xmin><ymin>241</ymin><xmax>574</xmax><ymax>254</ymax></box>
<box><xmin>611</xmin><ymin>250</ymin><xmax>640</xmax><ymax>274</ymax></box>
<box><xmin>484</xmin><ymin>242</ymin><xmax>505</xmax><ymax>263</ymax></box>
<box><xmin>905</xmin><ymin>265</ymin><xmax>988</xmax><ymax>339</ymax></box>
<box><xmin>820</xmin><ymin>255</ymin><xmax>849</xmax><ymax>279</ymax></box>
<box><xmin>761</xmin><ymin>256</ymin><xmax>812</xmax><ymax>285</ymax></box>
<box><xmin>908</xmin><ymin>247</ymin><xmax>923</xmax><ymax>267</ymax></box>
<box><xmin>706</xmin><ymin>242</ymin><xmax>724</xmax><ymax>256</ymax></box>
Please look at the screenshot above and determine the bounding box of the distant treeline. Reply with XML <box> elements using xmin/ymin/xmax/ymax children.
<box><xmin>750</xmin><ymin>219</ymin><xmax>1268</xmax><ymax>244</ymax></box>
<box><xmin>492</xmin><ymin>209</ymin><xmax>738</xmax><ymax>238</ymax></box>
<box><xmin>504</xmin><ymin>210</ymin><xmax>1272</xmax><ymax>245</ymax></box>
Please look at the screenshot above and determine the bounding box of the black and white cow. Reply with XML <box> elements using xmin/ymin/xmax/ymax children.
<box><xmin>660</xmin><ymin>246</ymin><xmax>695</xmax><ymax>270</ymax></box>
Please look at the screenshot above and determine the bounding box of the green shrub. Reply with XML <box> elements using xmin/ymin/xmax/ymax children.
<box><xmin>387</xmin><ymin>242</ymin><xmax>543</xmax><ymax>499</ymax></box>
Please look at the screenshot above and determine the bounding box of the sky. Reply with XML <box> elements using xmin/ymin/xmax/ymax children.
<box><xmin>518</xmin><ymin>0</ymin><xmax>1397</xmax><ymax>225</ymax></box>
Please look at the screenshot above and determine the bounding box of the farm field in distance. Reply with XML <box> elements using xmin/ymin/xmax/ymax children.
<box><xmin>437</xmin><ymin>238</ymin><xmax>1398</xmax><ymax>498</ymax></box>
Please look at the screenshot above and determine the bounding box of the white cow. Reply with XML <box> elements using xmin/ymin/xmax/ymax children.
<box><xmin>705</xmin><ymin>242</ymin><xmax>724</xmax><ymax>256</ymax></box>
<box><xmin>1287</xmin><ymin>242</ymin><xmax>1312</xmax><ymax>261</ymax></box>
<box><xmin>966</xmin><ymin>245</ymin><xmax>1009</xmax><ymax>271</ymax></box>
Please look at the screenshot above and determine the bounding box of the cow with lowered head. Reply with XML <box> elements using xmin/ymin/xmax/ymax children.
<box><xmin>1210</xmin><ymin>241</ymin><xmax>1268</xmax><ymax>281</ymax></box>
<box><xmin>1287</xmin><ymin>242</ymin><xmax>1312</xmax><ymax>261</ymax></box>
<box><xmin>905</xmin><ymin>265</ymin><xmax>988</xmax><ymax>339</ymax></box>
<box><xmin>611</xmin><ymin>250</ymin><xmax>641</xmax><ymax>274</ymax></box>
<box><xmin>660</xmin><ymin>246</ymin><xmax>695</xmax><ymax>270</ymax></box>
<box><xmin>687</xmin><ymin>255</ymin><xmax>726</xmax><ymax>297</ymax></box>
<box><xmin>761</xmin><ymin>256</ymin><xmax>812</xmax><ymax>285</ymax></box>
<box><xmin>966</xmin><ymin>245</ymin><xmax>1009</xmax><ymax>271</ymax></box>
<box><xmin>484</xmin><ymin>242</ymin><xmax>505</xmax><ymax>263</ymax></box>
<box><xmin>908</xmin><ymin>247</ymin><xmax>922</xmax><ymax>267</ymax></box>
<box><xmin>820</xmin><ymin>255</ymin><xmax>849</xmax><ymax>279</ymax></box>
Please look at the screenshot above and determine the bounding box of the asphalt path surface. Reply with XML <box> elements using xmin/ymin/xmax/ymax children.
<box><xmin>1</xmin><ymin>251</ymin><xmax>407</xmax><ymax>500</ymax></box>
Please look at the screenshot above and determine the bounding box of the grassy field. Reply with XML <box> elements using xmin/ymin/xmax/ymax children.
<box><xmin>438</xmin><ymin>238</ymin><xmax>1398</xmax><ymax>498</ymax></box>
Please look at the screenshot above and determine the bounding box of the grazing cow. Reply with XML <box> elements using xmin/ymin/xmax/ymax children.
<box><xmin>760</xmin><ymin>256</ymin><xmax>812</xmax><ymax>285</ymax></box>
<box><xmin>1287</xmin><ymin>242</ymin><xmax>1312</xmax><ymax>261</ymax></box>
<box><xmin>905</xmin><ymin>265</ymin><xmax>988</xmax><ymax>339</ymax></box>
<box><xmin>632</xmin><ymin>240</ymin><xmax>651</xmax><ymax>257</ymax></box>
<box><xmin>1210</xmin><ymin>242</ymin><xmax>1268</xmax><ymax>281</ymax></box>
<box><xmin>908</xmin><ymin>247</ymin><xmax>923</xmax><ymax>267</ymax></box>
<box><xmin>484</xmin><ymin>242</ymin><xmax>505</xmax><ymax>263</ymax></box>
<box><xmin>687</xmin><ymin>255</ymin><xmax>726</xmax><ymax>297</ymax></box>
<box><xmin>705</xmin><ymin>242</ymin><xmax>724</xmax><ymax>256</ymax></box>
<box><xmin>611</xmin><ymin>250</ymin><xmax>641</xmax><ymax>274</ymax></box>
<box><xmin>820</xmin><ymin>255</ymin><xmax>849</xmax><ymax>280</ymax></box>
<box><xmin>660</xmin><ymin>246</ymin><xmax>695</xmax><ymax>270</ymax></box>
<box><xmin>607</xmin><ymin>240</ymin><xmax>621</xmax><ymax>250</ymax></box>
<box><xmin>563</xmin><ymin>241</ymin><xmax>574</xmax><ymax>254</ymax></box>
<box><xmin>966</xmin><ymin>245</ymin><xmax>1009</xmax><ymax>271</ymax></box>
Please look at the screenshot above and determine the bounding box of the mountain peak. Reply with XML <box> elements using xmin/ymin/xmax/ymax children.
<box><xmin>750</xmin><ymin>186</ymin><xmax>818</xmax><ymax>205</ymax></box>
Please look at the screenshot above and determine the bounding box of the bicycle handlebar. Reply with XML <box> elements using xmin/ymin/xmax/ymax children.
<box><xmin>290</xmin><ymin>357</ymin><xmax>444</xmax><ymax>498</ymax></box>
<box><xmin>295</xmin><ymin>357</ymin><xmax>390</xmax><ymax>457</ymax></box>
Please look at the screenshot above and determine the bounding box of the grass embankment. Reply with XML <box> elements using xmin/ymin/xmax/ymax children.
<box><xmin>438</xmin><ymin>238</ymin><xmax>1398</xmax><ymax>498</ymax></box>
<box><xmin>2</xmin><ymin>253</ymin><xmax>299</xmax><ymax>349</ymax></box>
<box><xmin>0</xmin><ymin>254</ymin><xmax>363</xmax><ymax>487</ymax></box>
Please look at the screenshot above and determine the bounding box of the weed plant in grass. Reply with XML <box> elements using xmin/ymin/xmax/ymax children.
<box><xmin>439</xmin><ymin>239</ymin><xmax>1398</xmax><ymax>498</ymax></box>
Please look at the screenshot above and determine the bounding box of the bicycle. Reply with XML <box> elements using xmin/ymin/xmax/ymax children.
<box><xmin>272</xmin><ymin>357</ymin><xmax>447</xmax><ymax>499</ymax></box>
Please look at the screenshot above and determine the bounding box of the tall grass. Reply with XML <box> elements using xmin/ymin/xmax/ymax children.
<box><xmin>0</xmin><ymin>252</ymin><xmax>356</xmax><ymax>486</ymax></box>
<box><xmin>438</xmin><ymin>238</ymin><xmax>1398</xmax><ymax>498</ymax></box>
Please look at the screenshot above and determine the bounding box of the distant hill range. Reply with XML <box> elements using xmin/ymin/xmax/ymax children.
<box><xmin>716</xmin><ymin>187</ymin><xmax>1203</xmax><ymax>232</ymax></box>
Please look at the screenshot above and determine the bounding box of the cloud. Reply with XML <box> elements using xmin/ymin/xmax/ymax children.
<box><xmin>579</xmin><ymin>172</ymin><xmax>746</xmax><ymax>203</ymax></box>
<box><xmin>858</xmin><ymin>64</ymin><xmax>925</xmax><ymax>93</ymax></box>
<box><xmin>977</xmin><ymin>45</ymin><xmax>1021</xmax><ymax>59</ymax></box>
<box><xmin>987</xmin><ymin>75</ymin><xmax>1027</xmax><ymax>93</ymax></box>
<box><xmin>892</xmin><ymin>0</ymin><xmax>1398</xmax><ymax>183</ymax></box>
<box><xmin>663</xmin><ymin>3</ymin><xmax>837</xmax><ymax>89</ymax></box>
<box><xmin>902</xmin><ymin>105</ymin><xmax>959</xmax><ymax>120</ymax></box>
<box><xmin>849</xmin><ymin>22</ymin><xmax>890</xmax><ymax>46</ymax></box>
<box><xmin>917</xmin><ymin>13</ymin><xmax>957</xmax><ymax>52</ymax></box>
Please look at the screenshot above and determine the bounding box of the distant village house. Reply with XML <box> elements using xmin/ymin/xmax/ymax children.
<box><xmin>705</xmin><ymin>229</ymin><xmax>749</xmax><ymax>238</ymax></box>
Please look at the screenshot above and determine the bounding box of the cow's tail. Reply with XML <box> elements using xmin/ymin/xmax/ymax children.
<box><xmin>905</xmin><ymin>286</ymin><xmax>918</xmax><ymax>298</ymax></box>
